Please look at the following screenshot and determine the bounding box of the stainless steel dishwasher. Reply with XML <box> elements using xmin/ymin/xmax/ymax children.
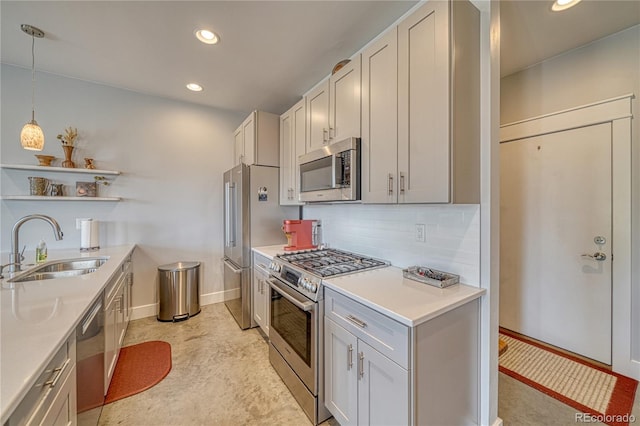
<box><xmin>76</xmin><ymin>292</ymin><xmax>105</xmax><ymax>426</ymax></box>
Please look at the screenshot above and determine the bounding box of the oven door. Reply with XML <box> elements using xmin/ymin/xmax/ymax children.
<box><xmin>268</xmin><ymin>277</ymin><xmax>317</xmax><ymax>394</ymax></box>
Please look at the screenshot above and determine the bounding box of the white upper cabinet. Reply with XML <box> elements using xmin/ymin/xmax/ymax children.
<box><xmin>279</xmin><ymin>98</ymin><xmax>306</xmax><ymax>205</ymax></box>
<box><xmin>329</xmin><ymin>55</ymin><xmax>361</xmax><ymax>142</ymax></box>
<box><xmin>234</xmin><ymin>110</ymin><xmax>280</xmax><ymax>167</ymax></box>
<box><xmin>306</xmin><ymin>55</ymin><xmax>361</xmax><ymax>152</ymax></box>
<box><xmin>306</xmin><ymin>79</ymin><xmax>330</xmax><ymax>152</ymax></box>
<box><xmin>362</xmin><ymin>1</ymin><xmax>479</xmax><ymax>204</ymax></box>
<box><xmin>361</xmin><ymin>28</ymin><xmax>399</xmax><ymax>204</ymax></box>
<box><xmin>397</xmin><ymin>0</ymin><xmax>480</xmax><ymax>204</ymax></box>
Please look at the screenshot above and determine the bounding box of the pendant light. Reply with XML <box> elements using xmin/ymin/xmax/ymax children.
<box><xmin>20</xmin><ymin>24</ymin><xmax>45</xmax><ymax>151</ymax></box>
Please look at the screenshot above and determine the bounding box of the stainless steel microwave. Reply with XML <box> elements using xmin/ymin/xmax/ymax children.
<box><xmin>298</xmin><ymin>137</ymin><xmax>360</xmax><ymax>202</ymax></box>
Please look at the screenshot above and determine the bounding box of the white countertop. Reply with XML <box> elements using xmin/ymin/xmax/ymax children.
<box><xmin>0</xmin><ymin>244</ymin><xmax>136</xmax><ymax>423</ymax></box>
<box><xmin>252</xmin><ymin>244</ymin><xmax>288</xmax><ymax>260</ymax></box>
<box><xmin>323</xmin><ymin>266</ymin><xmax>485</xmax><ymax>327</ymax></box>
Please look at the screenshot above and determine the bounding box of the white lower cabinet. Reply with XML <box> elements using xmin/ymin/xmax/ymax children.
<box><xmin>252</xmin><ymin>252</ymin><xmax>270</xmax><ymax>335</ymax></box>
<box><xmin>357</xmin><ymin>339</ymin><xmax>409</xmax><ymax>426</ymax></box>
<box><xmin>325</xmin><ymin>317</ymin><xmax>409</xmax><ymax>426</ymax></box>
<box><xmin>104</xmin><ymin>255</ymin><xmax>133</xmax><ymax>393</ymax></box>
<box><xmin>6</xmin><ymin>335</ymin><xmax>77</xmax><ymax>426</ymax></box>
<box><xmin>324</xmin><ymin>287</ymin><xmax>480</xmax><ymax>425</ymax></box>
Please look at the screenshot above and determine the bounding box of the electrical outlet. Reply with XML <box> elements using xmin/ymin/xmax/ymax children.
<box><xmin>415</xmin><ymin>224</ymin><xmax>426</xmax><ymax>242</ymax></box>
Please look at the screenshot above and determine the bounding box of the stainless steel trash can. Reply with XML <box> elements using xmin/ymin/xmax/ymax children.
<box><xmin>157</xmin><ymin>261</ymin><xmax>201</xmax><ymax>322</ymax></box>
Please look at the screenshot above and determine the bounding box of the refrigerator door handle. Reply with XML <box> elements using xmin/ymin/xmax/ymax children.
<box><xmin>223</xmin><ymin>258</ymin><xmax>243</xmax><ymax>274</ymax></box>
<box><xmin>230</xmin><ymin>182</ymin><xmax>237</xmax><ymax>247</ymax></box>
<box><xmin>224</xmin><ymin>182</ymin><xmax>236</xmax><ymax>248</ymax></box>
<box><xmin>224</xmin><ymin>182</ymin><xmax>231</xmax><ymax>247</ymax></box>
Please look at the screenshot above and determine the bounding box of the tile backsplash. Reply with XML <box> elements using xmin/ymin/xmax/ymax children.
<box><xmin>303</xmin><ymin>204</ymin><xmax>480</xmax><ymax>286</ymax></box>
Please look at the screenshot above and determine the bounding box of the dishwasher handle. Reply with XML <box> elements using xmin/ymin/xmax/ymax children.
<box><xmin>81</xmin><ymin>298</ymin><xmax>103</xmax><ymax>335</ymax></box>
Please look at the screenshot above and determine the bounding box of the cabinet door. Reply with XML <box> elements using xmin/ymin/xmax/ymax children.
<box><xmin>234</xmin><ymin>126</ymin><xmax>244</xmax><ymax>165</ymax></box>
<box><xmin>280</xmin><ymin>109</ymin><xmax>294</xmax><ymax>204</ymax></box>
<box><xmin>242</xmin><ymin>113</ymin><xmax>256</xmax><ymax>165</ymax></box>
<box><xmin>361</xmin><ymin>28</ymin><xmax>398</xmax><ymax>204</ymax></box>
<box><xmin>306</xmin><ymin>79</ymin><xmax>330</xmax><ymax>152</ymax></box>
<box><xmin>357</xmin><ymin>340</ymin><xmax>409</xmax><ymax>426</ymax></box>
<box><xmin>329</xmin><ymin>55</ymin><xmax>361</xmax><ymax>141</ymax></box>
<box><xmin>104</xmin><ymin>296</ymin><xmax>117</xmax><ymax>393</ymax></box>
<box><xmin>291</xmin><ymin>99</ymin><xmax>306</xmax><ymax>203</ymax></box>
<box><xmin>117</xmin><ymin>283</ymin><xmax>126</xmax><ymax>348</ymax></box>
<box><xmin>398</xmin><ymin>1</ymin><xmax>450</xmax><ymax>203</ymax></box>
<box><xmin>252</xmin><ymin>267</ymin><xmax>267</xmax><ymax>333</ymax></box>
<box><xmin>325</xmin><ymin>317</ymin><xmax>358</xmax><ymax>426</ymax></box>
<box><xmin>40</xmin><ymin>364</ymin><xmax>77</xmax><ymax>426</ymax></box>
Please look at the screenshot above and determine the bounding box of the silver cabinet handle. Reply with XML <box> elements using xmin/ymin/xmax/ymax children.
<box><xmin>256</xmin><ymin>263</ymin><xmax>270</xmax><ymax>273</ymax></box>
<box><xmin>323</xmin><ymin>128</ymin><xmax>329</xmax><ymax>143</ymax></box>
<box><xmin>388</xmin><ymin>174</ymin><xmax>394</xmax><ymax>195</ymax></box>
<box><xmin>582</xmin><ymin>252</ymin><xmax>607</xmax><ymax>261</ymax></box>
<box><xmin>347</xmin><ymin>344</ymin><xmax>353</xmax><ymax>370</ymax></box>
<box><xmin>400</xmin><ymin>172</ymin><xmax>405</xmax><ymax>194</ymax></box>
<box><xmin>359</xmin><ymin>352</ymin><xmax>365</xmax><ymax>379</ymax></box>
<box><xmin>329</xmin><ymin>127</ymin><xmax>335</xmax><ymax>140</ymax></box>
<box><xmin>44</xmin><ymin>358</ymin><xmax>70</xmax><ymax>388</ymax></box>
<box><xmin>346</xmin><ymin>314</ymin><xmax>367</xmax><ymax>328</ymax></box>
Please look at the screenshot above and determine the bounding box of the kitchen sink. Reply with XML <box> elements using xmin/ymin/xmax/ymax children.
<box><xmin>8</xmin><ymin>257</ymin><xmax>109</xmax><ymax>283</ymax></box>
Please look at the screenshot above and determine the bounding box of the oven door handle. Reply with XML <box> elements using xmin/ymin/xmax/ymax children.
<box><xmin>268</xmin><ymin>278</ymin><xmax>315</xmax><ymax>312</ymax></box>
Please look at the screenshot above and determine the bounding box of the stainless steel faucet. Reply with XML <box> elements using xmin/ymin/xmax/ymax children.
<box><xmin>8</xmin><ymin>214</ymin><xmax>64</xmax><ymax>273</ymax></box>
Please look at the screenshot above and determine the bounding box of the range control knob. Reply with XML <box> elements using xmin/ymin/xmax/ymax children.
<box><xmin>310</xmin><ymin>283</ymin><xmax>318</xmax><ymax>293</ymax></box>
<box><xmin>301</xmin><ymin>278</ymin><xmax>310</xmax><ymax>290</ymax></box>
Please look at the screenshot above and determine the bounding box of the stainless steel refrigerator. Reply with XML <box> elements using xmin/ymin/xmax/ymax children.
<box><xmin>223</xmin><ymin>164</ymin><xmax>297</xmax><ymax>329</ymax></box>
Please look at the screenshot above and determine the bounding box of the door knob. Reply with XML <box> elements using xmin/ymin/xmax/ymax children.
<box><xmin>581</xmin><ymin>252</ymin><xmax>607</xmax><ymax>261</ymax></box>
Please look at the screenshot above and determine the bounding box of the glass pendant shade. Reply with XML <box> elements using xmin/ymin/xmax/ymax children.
<box><xmin>21</xmin><ymin>119</ymin><xmax>45</xmax><ymax>151</ymax></box>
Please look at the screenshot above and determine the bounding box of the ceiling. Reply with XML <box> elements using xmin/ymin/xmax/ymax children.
<box><xmin>1</xmin><ymin>1</ymin><xmax>639</xmax><ymax>115</ymax></box>
<box><xmin>501</xmin><ymin>0</ymin><xmax>640</xmax><ymax>77</ymax></box>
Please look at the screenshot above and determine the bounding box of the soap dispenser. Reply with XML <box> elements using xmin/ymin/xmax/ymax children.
<box><xmin>36</xmin><ymin>238</ymin><xmax>48</xmax><ymax>263</ymax></box>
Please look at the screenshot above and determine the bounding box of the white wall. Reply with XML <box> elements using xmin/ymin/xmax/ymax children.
<box><xmin>500</xmin><ymin>25</ymin><xmax>640</xmax><ymax>362</ymax></box>
<box><xmin>303</xmin><ymin>204</ymin><xmax>480</xmax><ymax>286</ymax></box>
<box><xmin>1</xmin><ymin>64</ymin><xmax>245</xmax><ymax>317</ymax></box>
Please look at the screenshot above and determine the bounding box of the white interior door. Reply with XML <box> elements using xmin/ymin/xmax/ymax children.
<box><xmin>500</xmin><ymin>122</ymin><xmax>612</xmax><ymax>364</ymax></box>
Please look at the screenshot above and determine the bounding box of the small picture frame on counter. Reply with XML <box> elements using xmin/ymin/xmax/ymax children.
<box><xmin>76</xmin><ymin>181</ymin><xmax>97</xmax><ymax>197</ymax></box>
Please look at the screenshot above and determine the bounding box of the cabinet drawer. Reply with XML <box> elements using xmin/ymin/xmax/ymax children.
<box><xmin>6</xmin><ymin>336</ymin><xmax>76</xmax><ymax>426</ymax></box>
<box><xmin>252</xmin><ymin>253</ymin><xmax>271</xmax><ymax>274</ymax></box>
<box><xmin>324</xmin><ymin>288</ymin><xmax>409</xmax><ymax>368</ymax></box>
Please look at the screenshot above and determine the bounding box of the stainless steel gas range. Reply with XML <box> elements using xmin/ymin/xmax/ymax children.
<box><xmin>266</xmin><ymin>248</ymin><xmax>388</xmax><ymax>425</ymax></box>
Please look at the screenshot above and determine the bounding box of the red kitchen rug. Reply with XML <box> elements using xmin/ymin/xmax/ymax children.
<box><xmin>105</xmin><ymin>340</ymin><xmax>172</xmax><ymax>404</ymax></box>
<box><xmin>499</xmin><ymin>328</ymin><xmax>638</xmax><ymax>426</ymax></box>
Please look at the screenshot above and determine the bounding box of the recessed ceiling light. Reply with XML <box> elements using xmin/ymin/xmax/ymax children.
<box><xmin>195</xmin><ymin>29</ymin><xmax>219</xmax><ymax>45</ymax></box>
<box><xmin>551</xmin><ymin>0</ymin><xmax>582</xmax><ymax>12</ymax></box>
<box><xmin>186</xmin><ymin>83</ymin><xmax>203</xmax><ymax>92</ymax></box>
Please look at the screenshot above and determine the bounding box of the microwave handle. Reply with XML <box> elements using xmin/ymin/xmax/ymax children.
<box><xmin>331</xmin><ymin>155</ymin><xmax>337</xmax><ymax>188</ymax></box>
<box><xmin>332</xmin><ymin>154</ymin><xmax>344</xmax><ymax>189</ymax></box>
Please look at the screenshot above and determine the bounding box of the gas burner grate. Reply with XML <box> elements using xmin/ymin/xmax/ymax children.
<box><xmin>276</xmin><ymin>248</ymin><xmax>388</xmax><ymax>278</ymax></box>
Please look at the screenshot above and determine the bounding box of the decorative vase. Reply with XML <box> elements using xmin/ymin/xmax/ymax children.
<box><xmin>62</xmin><ymin>145</ymin><xmax>75</xmax><ymax>168</ymax></box>
<box><xmin>34</xmin><ymin>154</ymin><xmax>55</xmax><ymax>166</ymax></box>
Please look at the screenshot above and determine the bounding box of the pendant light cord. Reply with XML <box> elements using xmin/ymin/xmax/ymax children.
<box><xmin>31</xmin><ymin>34</ymin><xmax>36</xmax><ymax>121</ymax></box>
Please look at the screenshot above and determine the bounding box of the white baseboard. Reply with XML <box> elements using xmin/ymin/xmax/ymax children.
<box><xmin>201</xmin><ymin>288</ymin><xmax>240</xmax><ymax>306</ymax></box>
<box><xmin>131</xmin><ymin>303</ymin><xmax>157</xmax><ymax>321</ymax></box>
<box><xmin>130</xmin><ymin>288</ymin><xmax>240</xmax><ymax>320</ymax></box>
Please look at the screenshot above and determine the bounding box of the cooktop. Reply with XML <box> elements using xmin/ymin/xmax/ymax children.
<box><xmin>276</xmin><ymin>248</ymin><xmax>388</xmax><ymax>278</ymax></box>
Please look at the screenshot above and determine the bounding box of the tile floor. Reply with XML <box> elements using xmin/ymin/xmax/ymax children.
<box><xmin>99</xmin><ymin>303</ymin><xmax>639</xmax><ymax>426</ymax></box>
